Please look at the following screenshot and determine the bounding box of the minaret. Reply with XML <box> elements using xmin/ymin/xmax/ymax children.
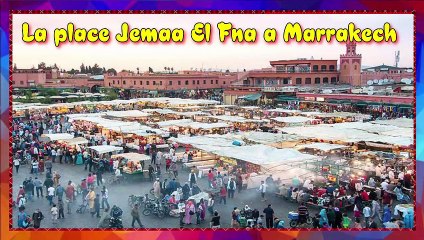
<box><xmin>339</xmin><ymin>41</ymin><xmax>362</xmax><ymax>86</ymax></box>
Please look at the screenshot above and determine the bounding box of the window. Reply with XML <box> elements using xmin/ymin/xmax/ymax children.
<box><xmin>344</xmin><ymin>65</ymin><xmax>347</xmax><ymax>70</ymax></box>
<box><xmin>140</xmin><ymin>81</ymin><xmax>142</xmax><ymax>85</ymax></box>
<box><xmin>323</xmin><ymin>77</ymin><xmax>329</xmax><ymax>84</ymax></box>
<box><xmin>197</xmin><ymin>80</ymin><xmax>200</xmax><ymax>85</ymax></box>
<box><xmin>354</xmin><ymin>65</ymin><xmax>357</xmax><ymax>70</ymax></box>
<box><xmin>146</xmin><ymin>81</ymin><xmax>150</xmax><ymax>85</ymax></box>
<box><xmin>185</xmin><ymin>80</ymin><xmax>189</xmax><ymax>85</ymax></box>
<box><xmin>134</xmin><ymin>81</ymin><xmax>136</xmax><ymax>85</ymax></box>
<box><xmin>153</xmin><ymin>81</ymin><xmax>156</xmax><ymax>85</ymax></box>
<box><xmin>223</xmin><ymin>81</ymin><xmax>226</xmax><ymax>85</ymax></box>
<box><xmin>123</xmin><ymin>80</ymin><xmax>126</xmax><ymax>85</ymax></box>
<box><xmin>331</xmin><ymin>77</ymin><xmax>337</xmax><ymax>83</ymax></box>
<box><xmin>160</xmin><ymin>81</ymin><xmax>162</xmax><ymax>85</ymax></box>
<box><xmin>108</xmin><ymin>83</ymin><xmax>111</xmax><ymax>86</ymax></box>
<box><xmin>313</xmin><ymin>65</ymin><xmax>319</xmax><ymax>72</ymax></box>
<box><xmin>321</xmin><ymin>65</ymin><xmax>327</xmax><ymax>71</ymax></box>
<box><xmin>178</xmin><ymin>81</ymin><xmax>181</xmax><ymax>85</ymax></box>
<box><xmin>113</xmin><ymin>80</ymin><xmax>115</xmax><ymax>84</ymax></box>
<box><xmin>296</xmin><ymin>78</ymin><xmax>302</xmax><ymax>84</ymax></box>
<box><xmin>192</xmin><ymin>80</ymin><xmax>195</xmax><ymax>85</ymax></box>
<box><xmin>20</xmin><ymin>81</ymin><xmax>24</xmax><ymax>85</ymax></box>
<box><xmin>169</xmin><ymin>81</ymin><xmax>172</xmax><ymax>85</ymax></box>
<box><xmin>329</xmin><ymin>65</ymin><xmax>335</xmax><ymax>71</ymax></box>
<box><xmin>314</xmin><ymin>78</ymin><xmax>320</xmax><ymax>84</ymax></box>
<box><xmin>305</xmin><ymin>78</ymin><xmax>311</xmax><ymax>84</ymax></box>
<box><xmin>117</xmin><ymin>80</ymin><xmax>120</xmax><ymax>84</ymax></box>
<box><xmin>203</xmin><ymin>80</ymin><xmax>206</xmax><ymax>84</ymax></box>
<box><xmin>211</xmin><ymin>80</ymin><xmax>213</xmax><ymax>84</ymax></box>
<box><xmin>215</xmin><ymin>80</ymin><xmax>218</xmax><ymax>84</ymax></box>
<box><xmin>283</xmin><ymin>78</ymin><xmax>289</xmax><ymax>84</ymax></box>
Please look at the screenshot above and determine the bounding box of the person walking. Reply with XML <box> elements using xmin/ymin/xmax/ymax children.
<box><xmin>188</xmin><ymin>170</ymin><xmax>197</xmax><ymax>188</ymax></box>
<box><xmin>210</xmin><ymin>211</ymin><xmax>221</xmax><ymax>228</ymax></box>
<box><xmin>51</xmin><ymin>204</ymin><xmax>58</xmax><ymax>225</ymax></box>
<box><xmin>55</xmin><ymin>183</ymin><xmax>65</xmax><ymax>201</ymax></box>
<box><xmin>96</xmin><ymin>168</ymin><xmax>103</xmax><ymax>186</ymax></box>
<box><xmin>57</xmin><ymin>199</ymin><xmax>65</xmax><ymax>219</ymax></box>
<box><xmin>184</xmin><ymin>200</ymin><xmax>195</xmax><ymax>225</ymax></box>
<box><xmin>87</xmin><ymin>187</ymin><xmax>96</xmax><ymax>216</ymax></box>
<box><xmin>219</xmin><ymin>186</ymin><xmax>227</xmax><ymax>205</ymax></box>
<box><xmin>207</xmin><ymin>195</ymin><xmax>215</xmax><ymax>215</ymax></box>
<box><xmin>263</xmin><ymin>204</ymin><xmax>274</xmax><ymax>229</ymax></box>
<box><xmin>371</xmin><ymin>199</ymin><xmax>382</xmax><ymax>222</ymax></box>
<box><xmin>47</xmin><ymin>185</ymin><xmax>55</xmax><ymax>206</ymax></box>
<box><xmin>45</xmin><ymin>160</ymin><xmax>52</xmax><ymax>174</ymax></box>
<box><xmin>227</xmin><ymin>178</ymin><xmax>236</xmax><ymax>199</ymax></box>
<box><xmin>94</xmin><ymin>194</ymin><xmax>101</xmax><ymax>218</ymax></box>
<box><xmin>13</xmin><ymin>158</ymin><xmax>20</xmax><ymax>173</ymax></box>
<box><xmin>131</xmin><ymin>204</ymin><xmax>144</xmax><ymax>228</ymax></box>
<box><xmin>34</xmin><ymin>177</ymin><xmax>43</xmax><ymax>198</ymax></box>
<box><xmin>101</xmin><ymin>186</ymin><xmax>110</xmax><ymax>210</ymax></box>
<box><xmin>32</xmin><ymin>209</ymin><xmax>44</xmax><ymax>228</ymax></box>
<box><xmin>65</xmin><ymin>181</ymin><xmax>75</xmax><ymax>214</ymax></box>
<box><xmin>44</xmin><ymin>177</ymin><xmax>54</xmax><ymax>197</ymax></box>
<box><xmin>24</xmin><ymin>178</ymin><xmax>34</xmax><ymax>202</ymax></box>
<box><xmin>153</xmin><ymin>178</ymin><xmax>161</xmax><ymax>199</ymax></box>
<box><xmin>258</xmin><ymin>181</ymin><xmax>267</xmax><ymax>201</ymax></box>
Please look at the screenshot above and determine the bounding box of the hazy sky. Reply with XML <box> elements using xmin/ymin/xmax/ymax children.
<box><xmin>12</xmin><ymin>14</ymin><xmax>413</xmax><ymax>72</ymax></box>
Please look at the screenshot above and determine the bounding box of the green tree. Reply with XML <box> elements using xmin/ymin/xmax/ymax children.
<box><xmin>106</xmin><ymin>68</ymin><xmax>117</xmax><ymax>76</ymax></box>
<box><xmin>13</xmin><ymin>63</ymin><xmax>17</xmax><ymax>71</ymax></box>
<box><xmin>80</xmin><ymin>63</ymin><xmax>86</xmax><ymax>73</ymax></box>
<box><xmin>38</xmin><ymin>62</ymin><xmax>46</xmax><ymax>69</ymax></box>
<box><xmin>88</xmin><ymin>65</ymin><xmax>92</xmax><ymax>74</ymax></box>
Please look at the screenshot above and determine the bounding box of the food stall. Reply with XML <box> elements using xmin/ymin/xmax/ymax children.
<box><xmin>112</xmin><ymin>152</ymin><xmax>151</xmax><ymax>181</ymax></box>
<box><xmin>88</xmin><ymin>145</ymin><xmax>124</xmax><ymax>166</ymax></box>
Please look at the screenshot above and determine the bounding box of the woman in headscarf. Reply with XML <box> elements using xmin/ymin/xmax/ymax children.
<box><xmin>75</xmin><ymin>151</ymin><xmax>83</xmax><ymax>165</ymax></box>
<box><xmin>403</xmin><ymin>208</ymin><xmax>414</xmax><ymax>229</ymax></box>
<box><xmin>382</xmin><ymin>204</ymin><xmax>392</xmax><ymax>223</ymax></box>
<box><xmin>319</xmin><ymin>208</ymin><xmax>328</xmax><ymax>227</ymax></box>
<box><xmin>184</xmin><ymin>200</ymin><xmax>195</xmax><ymax>225</ymax></box>
<box><xmin>199</xmin><ymin>198</ymin><xmax>206</xmax><ymax>221</ymax></box>
<box><xmin>87</xmin><ymin>187</ymin><xmax>96</xmax><ymax>214</ymax></box>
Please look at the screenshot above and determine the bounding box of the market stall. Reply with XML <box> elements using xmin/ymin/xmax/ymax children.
<box><xmin>112</xmin><ymin>152</ymin><xmax>151</xmax><ymax>181</ymax></box>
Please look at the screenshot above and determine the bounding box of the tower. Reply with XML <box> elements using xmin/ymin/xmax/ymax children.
<box><xmin>339</xmin><ymin>41</ymin><xmax>362</xmax><ymax>86</ymax></box>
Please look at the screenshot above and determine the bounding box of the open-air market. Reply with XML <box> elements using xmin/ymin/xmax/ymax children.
<box><xmin>12</xmin><ymin>95</ymin><xmax>414</xmax><ymax>229</ymax></box>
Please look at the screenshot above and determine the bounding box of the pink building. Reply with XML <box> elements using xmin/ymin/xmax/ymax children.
<box><xmin>12</xmin><ymin>69</ymin><xmax>47</xmax><ymax>88</ymax></box>
<box><xmin>361</xmin><ymin>65</ymin><xmax>414</xmax><ymax>85</ymax></box>
<box><xmin>104</xmin><ymin>71</ymin><xmax>239</xmax><ymax>90</ymax></box>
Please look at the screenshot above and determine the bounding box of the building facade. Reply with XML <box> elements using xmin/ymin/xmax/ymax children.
<box><xmin>339</xmin><ymin>41</ymin><xmax>362</xmax><ymax>86</ymax></box>
<box><xmin>104</xmin><ymin>71</ymin><xmax>239</xmax><ymax>91</ymax></box>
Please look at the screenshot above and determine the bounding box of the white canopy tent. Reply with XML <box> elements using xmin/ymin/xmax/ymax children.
<box><xmin>105</xmin><ymin>110</ymin><xmax>150</xmax><ymax>118</ymax></box>
<box><xmin>296</xmin><ymin>142</ymin><xmax>349</xmax><ymax>151</ymax></box>
<box><xmin>272</xmin><ymin>116</ymin><xmax>313</xmax><ymax>123</ymax></box>
<box><xmin>61</xmin><ymin>137</ymin><xmax>89</xmax><ymax>146</ymax></box>
<box><xmin>40</xmin><ymin>133</ymin><xmax>74</xmax><ymax>142</ymax></box>
<box><xmin>112</xmin><ymin>152</ymin><xmax>150</xmax><ymax>162</ymax></box>
<box><xmin>88</xmin><ymin>145</ymin><xmax>123</xmax><ymax>154</ymax></box>
<box><xmin>157</xmin><ymin>119</ymin><xmax>194</xmax><ymax>128</ymax></box>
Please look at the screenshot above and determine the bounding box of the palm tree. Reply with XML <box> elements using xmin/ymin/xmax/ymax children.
<box><xmin>164</xmin><ymin>67</ymin><xmax>167</xmax><ymax>72</ymax></box>
<box><xmin>137</xmin><ymin>67</ymin><xmax>139</xmax><ymax>75</ymax></box>
<box><xmin>171</xmin><ymin>67</ymin><xmax>174</xmax><ymax>73</ymax></box>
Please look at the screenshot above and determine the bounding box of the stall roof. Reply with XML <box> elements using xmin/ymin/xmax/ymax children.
<box><xmin>281</xmin><ymin>125</ymin><xmax>412</xmax><ymax>146</ymax></box>
<box><xmin>106</xmin><ymin>110</ymin><xmax>150</xmax><ymax>118</ymax></box>
<box><xmin>88</xmin><ymin>145</ymin><xmax>123</xmax><ymax>154</ymax></box>
<box><xmin>62</xmin><ymin>137</ymin><xmax>89</xmax><ymax>145</ymax></box>
<box><xmin>213</xmin><ymin>145</ymin><xmax>320</xmax><ymax>166</ymax></box>
<box><xmin>213</xmin><ymin>105</ymin><xmax>236</xmax><ymax>108</ymax></box>
<box><xmin>173</xmin><ymin>111</ymin><xmax>209</xmax><ymax>117</ymax></box>
<box><xmin>142</xmin><ymin>109</ymin><xmax>176</xmax><ymax>114</ymax></box>
<box><xmin>40</xmin><ymin>133</ymin><xmax>74</xmax><ymax>141</ymax></box>
<box><xmin>272</xmin><ymin>116</ymin><xmax>313</xmax><ymax>123</ymax></box>
<box><xmin>296</xmin><ymin>142</ymin><xmax>349</xmax><ymax>151</ymax></box>
<box><xmin>112</xmin><ymin>152</ymin><xmax>150</xmax><ymax>162</ymax></box>
<box><xmin>267</xmin><ymin>108</ymin><xmax>301</xmax><ymax>114</ymax></box>
<box><xmin>209</xmin><ymin>115</ymin><xmax>267</xmax><ymax>123</ymax></box>
<box><xmin>189</xmin><ymin>122</ymin><xmax>230</xmax><ymax>129</ymax></box>
<box><xmin>371</xmin><ymin>118</ymin><xmax>413</xmax><ymax>128</ymax></box>
<box><xmin>157</xmin><ymin>119</ymin><xmax>194</xmax><ymax>128</ymax></box>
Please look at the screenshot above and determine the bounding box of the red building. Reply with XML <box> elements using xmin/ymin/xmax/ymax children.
<box><xmin>104</xmin><ymin>71</ymin><xmax>239</xmax><ymax>91</ymax></box>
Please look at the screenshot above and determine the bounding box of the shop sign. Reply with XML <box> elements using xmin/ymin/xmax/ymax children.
<box><xmin>316</xmin><ymin>97</ymin><xmax>325</xmax><ymax>102</ymax></box>
<box><xmin>305</xmin><ymin>97</ymin><xmax>315</xmax><ymax>101</ymax></box>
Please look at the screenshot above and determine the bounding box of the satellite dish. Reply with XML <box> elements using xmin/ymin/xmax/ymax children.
<box><xmin>378</xmin><ymin>80</ymin><xmax>383</xmax><ymax>85</ymax></box>
<box><xmin>368</xmin><ymin>86</ymin><xmax>374</xmax><ymax>91</ymax></box>
<box><xmin>367</xmin><ymin>80</ymin><xmax>373</xmax><ymax>85</ymax></box>
<box><xmin>373</xmin><ymin>79</ymin><xmax>379</xmax><ymax>84</ymax></box>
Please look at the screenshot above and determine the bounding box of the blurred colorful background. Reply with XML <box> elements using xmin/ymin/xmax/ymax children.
<box><xmin>0</xmin><ymin>1</ymin><xmax>423</xmax><ymax>240</ymax></box>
